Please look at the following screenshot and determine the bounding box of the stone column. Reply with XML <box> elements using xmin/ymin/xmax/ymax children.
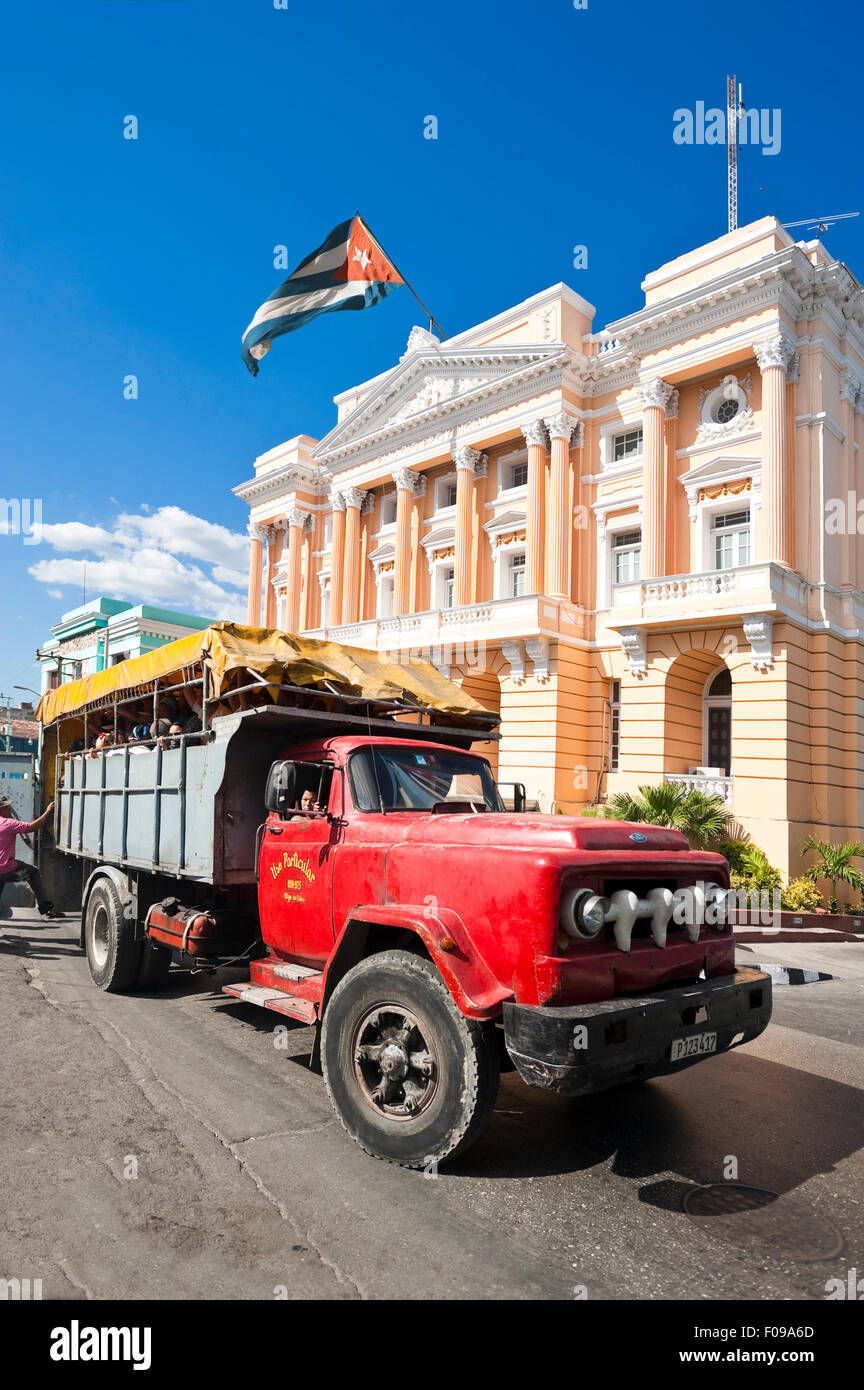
<box><xmin>284</xmin><ymin>509</ymin><xmax>309</xmax><ymax>632</ymax></box>
<box><xmin>393</xmin><ymin>468</ymin><xmax>417</xmax><ymax>615</ymax></box>
<box><xmin>329</xmin><ymin>490</ymin><xmax>346</xmax><ymax>628</ymax></box>
<box><xmin>522</xmin><ymin>420</ymin><xmax>547</xmax><ymax>595</ymax></box>
<box><xmin>262</xmin><ymin>524</ymin><xmax>281</xmax><ymax>627</ymax></box>
<box><xmin>544</xmin><ymin>412</ymin><xmax>578</xmax><ymax>599</ymax></box>
<box><xmin>342</xmin><ymin>487</ymin><xmax>366</xmax><ymax>624</ymax></box>
<box><xmin>246</xmin><ymin>523</ymin><xmax>265</xmax><ymax>625</ymax></box>
<box><xmin>636</xmin><ymin>378</ymin><xmax>674</xmax><ymax>579</ymax></box>
<box><xmin>839</xmin><ymin>368</ymin><xmax>862</xmax><ymax>588</ymax></box>
<box><xmin>754</xmin><ymin>333</ymin><xmax>796</xmax><ymax>568</ymax></box>
<box><xmin>452</xmin><ymin>445</ymin><xmax>483</xmax><ymax>608</ymax></box>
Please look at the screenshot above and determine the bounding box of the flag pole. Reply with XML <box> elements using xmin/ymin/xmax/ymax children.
<box><xmin>357</xmin><ymin>214</ymin><xmax>448</xmax><ymax>340</ymax></box>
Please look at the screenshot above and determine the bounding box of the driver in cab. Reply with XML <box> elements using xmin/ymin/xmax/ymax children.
<box><xmin>289</xmin><ymin>788</ymin><xmax>320</xmax><ymax>822</ymax></box>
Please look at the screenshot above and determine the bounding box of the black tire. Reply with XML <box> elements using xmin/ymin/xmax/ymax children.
<box><xmin>84</xmin><ymin>879</ymin><xmax>142</xmax><ymax>992</ymax></box>
<box><xmin>135</xmin><ymin>939</ymin><xmax>172</xmax><ymax>990</ymax></box>
<box><xmin>321</xmin><ymin>949</ymin><xmax>499</xmax><ymax>1168</ymax></box>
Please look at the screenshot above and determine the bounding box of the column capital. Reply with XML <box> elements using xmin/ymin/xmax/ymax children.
<box><xmin>343</xmin><ymin>486</ymin><xmax>368</xmax><ymax>510</ymax></box>
<box><xmin>753</xmin><ymin>332</ymin><xmax>797</xmax><ymax>373</ymax></box>
<box><xmin>521</xmin><ymin>419</ymin><xmax>548</xmax><ymax>448</ymax></box>
<box><xmin>451</xmin><ymin>444</ymin><xmax>485</xmax><ymax>472</ymax></box>
<box><xmin>329</xmin><ymin>488</ymin><xmax>347</xmax><ymax>512</ymax></box>
<box><xmin>247</xmin><ymin>522</ymin><xmax>267</xmax><ymax>543</ymax></box>
<box><xmin>260</xmin><ymin>524</ymin><xmax>280</xmax><ymax>547</ymax></box>
<box><xmin>393</xmin><ymin>467</ymin><xmax>420</xmax><ymax>493</ymax></box>
<box><xmin>665</xmin><ymin>388</ymin><xmax>679</xmax><ymax>420</ymax></box>
<box><xmin>287</xmin><ymin>508</ymin><xmax>312</xmax><ymax>531</ymax></box>
<box><xmin>635</xmin><ymin>377</ymin><xmax>674</xmax><ymax>411</ymax></box>
<box><xmin>543</xmin><ymin>411</ymin><xmax>579</xmax><ymax>442</ymax></box>
<box><xmin>840</xmin><ymin>366</ymin><xmax>864</xmax><ymax>407</ymax></box>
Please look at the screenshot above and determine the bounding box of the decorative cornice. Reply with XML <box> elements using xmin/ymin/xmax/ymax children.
<box><xmin>233</xmin><ymin>461</ymin><xmax>331</xmax><ymax>503</ymax></box>
<box><xmin>401</xmin><ymin>325</ymin><xmax>441</xmax><ymax>360</ymax></box>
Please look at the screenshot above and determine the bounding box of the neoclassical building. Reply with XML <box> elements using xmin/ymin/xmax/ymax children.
<box><xmin>235</xmin><ymin>216</ymin><xmax>864</xmax><ymax>876</ymax></box>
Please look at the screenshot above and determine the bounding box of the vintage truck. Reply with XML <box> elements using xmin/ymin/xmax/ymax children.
<box><xmin>36</xmin><ymin>623</ymin><xmax>771</xmax><ymax>1168</ymax></box>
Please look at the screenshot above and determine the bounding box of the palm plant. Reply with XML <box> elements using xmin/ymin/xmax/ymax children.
<box><xmin>800</xmin><ymin>837</ymin><xmax>864</xmax><ymax>914</ymax></box>
<box><xmin>602</xmin><ymin>782</ymin><xmax>733</xmax><ymax>851</ymax></box>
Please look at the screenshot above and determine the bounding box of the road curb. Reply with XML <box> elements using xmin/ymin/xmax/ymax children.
<box><xmin>749</xmin><ymin>964</ymin><xmax>836</xmax><ymax>986</ymax></box>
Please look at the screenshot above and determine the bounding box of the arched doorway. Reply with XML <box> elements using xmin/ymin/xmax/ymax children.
<box><xmin>703</xmin><ymin>667</ymin><xmax>732</xmax><ymax>775</ymax></box>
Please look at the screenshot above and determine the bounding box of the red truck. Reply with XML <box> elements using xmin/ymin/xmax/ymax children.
<box><xmin>40</xmin><ymin>627</ymin><xmax>772</xmax><ymax>1168</ymax></box>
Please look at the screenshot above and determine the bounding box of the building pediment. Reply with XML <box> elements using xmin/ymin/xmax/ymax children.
<box><xmin>679</xmin><ymin>454</ymin><xmax>761</xmax><ymax>518</ymax></box>
<box><xmin>313</xmin><ymin>341</ymin><xmax>569</xmax><ymax>466</ymax></box>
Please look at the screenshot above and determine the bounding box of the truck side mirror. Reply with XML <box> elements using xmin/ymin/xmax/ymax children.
<box><xmin>265</xmin><ymin>760</ymin><xmax>298</xmax><ymax>816</ymax></box>
<box><xmin>496</xmin><ymin>781</ymin><xmax>527</xmax><ymax>813</ymax></box>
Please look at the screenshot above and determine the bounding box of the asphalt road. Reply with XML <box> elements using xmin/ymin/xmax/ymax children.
<box><xmin>1</xmin><ymin>907</ymin><xmax>862</xmax><ymax>1301</ymax></box>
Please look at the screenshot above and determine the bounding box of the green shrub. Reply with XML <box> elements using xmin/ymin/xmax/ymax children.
<box><xmin>720</xmin><ymin>843</ymin><xmax>781</xmax><ymax>892</ymax></box>
<box><xmin>780</xmin><ymin>877</ymin><xmax>824</xmax><ymax>913</ymax></box>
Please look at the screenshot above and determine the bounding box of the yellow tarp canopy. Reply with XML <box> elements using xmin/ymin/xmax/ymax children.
<box><xmin>36</xmin><ymin>623</ymin><xmax>496</xmax><ymax>729</ymax></box>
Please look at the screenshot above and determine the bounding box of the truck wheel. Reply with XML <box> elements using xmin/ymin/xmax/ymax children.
<box><xmin>135</xmin><ymin>940</ymin><xmax>172</xmax><ymax>991</ymax></box>
<box><xmin>84</xmin><ymin>879</ymin><xmax>141</xmax><ymax>992</ymax></box>
<box><xmin>321</xmin><ymin>949</ymin><xmax>499</xmax><ymax>1168</ymax></box>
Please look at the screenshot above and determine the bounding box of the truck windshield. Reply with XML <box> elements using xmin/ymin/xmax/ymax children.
<box><xmin>348</xmin><ymin>746</ymin><xmax>502</xmax><ymax>813</ymax></box>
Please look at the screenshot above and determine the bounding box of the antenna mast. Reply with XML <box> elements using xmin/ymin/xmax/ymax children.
<box><xmin>727</xmin><ymin>74</ymin><xmax>739</xmax><ymax>234</ymax></box>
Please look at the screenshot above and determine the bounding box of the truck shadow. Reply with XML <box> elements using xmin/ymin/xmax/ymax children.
<box><xmin>452</xmin><ymin>1051</ymin><xmax>864</xmax><ymax>1213</ymax></box>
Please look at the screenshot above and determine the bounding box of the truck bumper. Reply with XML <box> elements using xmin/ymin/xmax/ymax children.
<box><xmin>502</xmin><ymin>966</ymin><xmax>772</xmax><ymax>1096</ymax></box>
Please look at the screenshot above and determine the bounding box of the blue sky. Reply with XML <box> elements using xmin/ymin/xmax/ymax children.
<box><xmin>2</xmin><ymin>0</ymin><xmax>863</xmax><ymax>697</ymax></box>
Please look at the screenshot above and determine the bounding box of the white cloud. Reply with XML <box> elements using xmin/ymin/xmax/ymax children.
<box><xmin>27</xmin><ymin>506</ymin><xmax>249</xmax><ymax>622</ymax></box>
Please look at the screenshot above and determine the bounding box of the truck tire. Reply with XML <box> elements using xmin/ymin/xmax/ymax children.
<box><xmin>135</xmin><ymin>940</ymin><xmax>172</xmax><ymax>991</ymax></box>
<box><xmin>321</xmin><ymin>949</ymin><xmax>499</xmax><ymax>1168</ymax></box>
<box><xmin>84</xmin><ymin>878</ymin><xmax>142</xmax><ymax>992</ymax></box>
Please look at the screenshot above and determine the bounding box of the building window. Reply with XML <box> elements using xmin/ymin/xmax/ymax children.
<box><xmin>612</xmin><ymin>427</ymin><xmax>643</xmax><ymax>462</ymax></box>
<box><xmin>703</xmin><ymin>667</ymin><xmax>732</xmax><ymax>775</ymax></box>
<box><xmin>713</xmin><ymin>509</ymin><xmax>750</xmax><ymax>569</ymax></box>
<box><xmin>440</xmin><ymin>566</ymin><xmax>455</xmax><ymax>609</ymax></box>
<box><xmin>509</xmin><ymin>553</ymin><xmax>526</xmax><ymax>597</ymax></box>
<box><xmin>380</xmin><ymin>492</ymin><xmax>398</xmax><ymax>527</ymax></box>
<box><xmin>321</xmin><ymin>585</ymin><xmax>331</xmax><ymax>627</ymax></box>
<box><xmin>612</xmin><ymin>529</ymin><xmax>642</xmax><ymax>585</ymax></box>
<box><xmin>435</xmin><ymin>475</ymin><xmax>457</xmax><ymax>511</ymax></box>
<box><xmin>510</xmin><ymin>460</ymin><xmax>528</xmax><ymax>489</ymax></box>
<box><xmin>609</xmin><ymin>680</ymin><xmax>621</xmax><ymax>771</ymax></box>
<box><xmin>324</xmin><ymin>514</ymin><xmax>333</xmax><ymax>548</ymax></box>
<box><xmin>378</xmin><ymin>574</ymin><xmax>395</xmax><ymax>619</ymax></box>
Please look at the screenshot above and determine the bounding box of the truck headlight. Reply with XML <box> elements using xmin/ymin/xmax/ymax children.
<box><xmin>560</xmin><ymin>888</ymin><xmax>607</xmax><ymax>940</ymax></box>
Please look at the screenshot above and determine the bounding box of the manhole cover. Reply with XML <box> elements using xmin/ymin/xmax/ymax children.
<box><xmin>682</xmin><ymin>1184</ymin><xmax>844</xmax><ymax>1262</ymax></box>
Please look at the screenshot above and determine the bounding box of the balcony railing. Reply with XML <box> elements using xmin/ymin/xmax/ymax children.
<box><xmin>307</xmin><ymin>593</ymin><xmax>581</xmax><ymax>654</ymax></box>
<box><xmin>667</xmin><ymin>773</ymin><xmax>732</xmax><ymax>804</ymax></box>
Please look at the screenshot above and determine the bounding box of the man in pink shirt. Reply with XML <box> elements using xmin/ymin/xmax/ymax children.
<box><xmin>0</xmin><ymin>798</ymin><xmax>63</xmax><ymax>920</ymax></box>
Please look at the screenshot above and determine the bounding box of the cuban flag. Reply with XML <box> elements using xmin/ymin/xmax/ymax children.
<box><xmin>242</xmin><ymin>216</ymin><xmax>404</xmax><ymax>375</ymax></box>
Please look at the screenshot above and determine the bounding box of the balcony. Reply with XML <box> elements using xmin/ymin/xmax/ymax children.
<box><xmin>309</xmin><ymin>593</ymin><xmax>587</xmax><ymax>656</ymax></box>
<box><xmin>607</xmin><ymin>561</ymin><xmax>822</xmax><ymax>630</ymax></box>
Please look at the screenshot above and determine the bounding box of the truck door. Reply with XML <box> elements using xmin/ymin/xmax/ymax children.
<box><xmin>257</xmin><ymin>761</ymin><xmax>339</xmax><ymax>966</ymax></box>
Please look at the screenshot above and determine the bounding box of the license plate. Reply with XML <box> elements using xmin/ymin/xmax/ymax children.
<box><xmin>670</xmin><ymin>1032</ymin><xmax>717</xmax><ymax>1062</ymax></box>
